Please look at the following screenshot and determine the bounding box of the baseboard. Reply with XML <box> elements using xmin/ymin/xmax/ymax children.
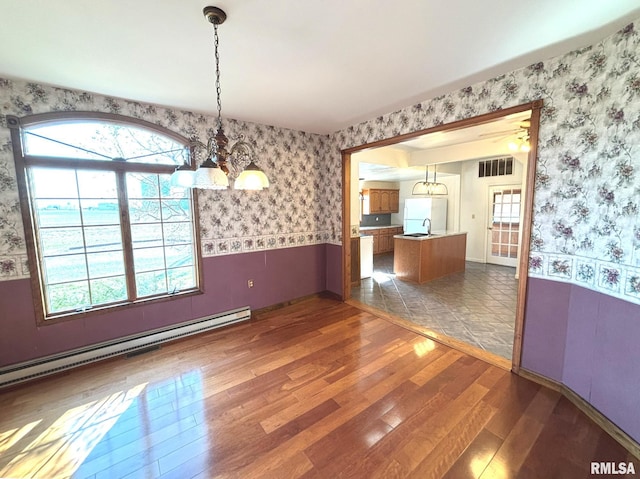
<box><xmin>465</xmin><ymin>257</ymin><xmax>486</xmax><ymax>263</ymax></box>
<box><xmin>0</xmin><ymin>306</ymin><xmax>251</xmax><ymax>389</ymax></box>
<box><xmin>252</xmin><ymin>291</ymin><xmax>341</xmax><ymax>318</ymax></box>
<box><xmin>519</xmin><ymin>368</ymin><xmax>640</xmax><ymax>460</ymax></box>
<box><xmin>321</xmin><ymin>289</ymin><xmax>343</xmax><ymax>302</ymax></box>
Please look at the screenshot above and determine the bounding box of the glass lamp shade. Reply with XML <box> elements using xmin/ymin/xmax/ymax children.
<box><xmin>170</xmin><ymin>164</ymin><xmax>195</xmax><ymax>188</ymax></box>
<box><xmin>412</xmin><ymin>181</ymin><xmax>431</xmax><ymax>195</ymax></box>
<box><xmin>193</xmin><ymin>158</ymin><xmax>229</xmax><ymax>189</ymax></box>
<box><xmin>509</xmin><ymin>139</ymin><xmax>531</xmax><ymax>152</ymax></box>
<box><xmin>234</xmin><ymin>161</ymin><xmax>269</xmax><ymax>190</ymax></box>
<box><xmin>412</xmin><ymin>181</ymin><xmax>447</xmax><ymax>196</ymax></box>
<box><xmin>430</xmin><ymin>182</ymin><xmax>448</xmax><ymax>195</ymax></box>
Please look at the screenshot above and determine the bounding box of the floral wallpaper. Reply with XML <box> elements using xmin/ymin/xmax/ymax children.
<box><xmin>332</xmin><ymin>21</ymin><xmax>640</xmax><ymax>306</ymax></box>
<box><xmin>0</xmin><ymin>80</ymin><xmax>342</xmax><ymax>280</ymax></box>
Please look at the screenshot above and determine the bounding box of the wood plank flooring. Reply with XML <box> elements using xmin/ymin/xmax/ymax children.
<box><xmin>0</xmin><ymin>297</ymin><xmax>635</xmax><ymax>478</ymax></box>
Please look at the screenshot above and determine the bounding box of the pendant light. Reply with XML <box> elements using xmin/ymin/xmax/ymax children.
<box><xmin>235</xmin><ymin>161</ymin><xmax>270</xmax><ymax>190</ymax></box>
<box><xmin>172</xmin><ymin>6</ymin><xmax>269</xmax><ymax>190</ymax></box>
<box><xmin>170</xmin><ymin>162</ymin><xmax>195</xmax><ymax>188</ymax></box>
<box><xmin>412</xmin><ymin>165</ymin><xmax>448</xmax><ymax>196</ymax></box>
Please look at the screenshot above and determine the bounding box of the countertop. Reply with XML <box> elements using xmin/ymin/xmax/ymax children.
<box><xmin>360</xmin><ymin>225</ymin><xmax>403</xmax><ymax>231</ymax></box>
<box><xmin>393</xmin><ymin>231</ymin><xmax>467</xmax><ymax>241</ymax></box>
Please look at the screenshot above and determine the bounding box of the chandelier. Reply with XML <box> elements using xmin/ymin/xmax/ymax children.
<box><xmin>171</xmin><ymin>6</ymin><xmax>270</xmax><ymax>191</ymax></box>
<box><xmin>412</xmin><ymin>164</ymin><xmax>448</xmax><ymax>196</ymax></box>
<box><xmin>508</xmin><ymin>119</ymin><xmax>531</xmax><ymax>153</ymax></box>
<box><xmin>508</xmin><ymin>133</ymin><xmax>531</xmax><ymax>153</ymax></box>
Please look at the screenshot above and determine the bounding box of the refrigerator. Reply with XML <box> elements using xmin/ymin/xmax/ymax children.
<box><xmin>403</xmin><ymin>198</ymin><xmax>447</xmax><ymax>234</ymax></box>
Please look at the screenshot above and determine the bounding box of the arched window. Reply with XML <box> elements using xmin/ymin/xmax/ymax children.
<box><xmin>8</xmin><ymin>112</ymin><xmax>201</xmax><ymax>323</ymax></box>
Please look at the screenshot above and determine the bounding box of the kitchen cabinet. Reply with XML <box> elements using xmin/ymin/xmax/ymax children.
<box><xmin>370</xmin><ymin>229</ymin><xmax>381</xmax><ymax>254</ymax></box>
<box><xmin>362</xmin><ymin>189</ymin><xmax>400</xmax><ymax>214</ymax></box>
<box><xmin>378</xmin><ymin>233</ymin><xmax>390</xmax><ymax>253</ymax></box>
<box><xmin>369</xmin><ymin>190</ymin><xmax>381</xmax><ymax>213</ymax></box>
<box><xmin>362</xmin><ymin>226</ymin><xmax>403</xmax><ymax>255</ymax></box>
<box><xmin>394</xmin><ymin>233</ymin><xmax>467</xmax><ymax>283</ymax></box>
<box><xmin>390</xmin><ymin>190</ymin><xmax>399</xmax><ymax>212</ymax></box>
<box><xmin>380</xmin><ymin>190</ymin><xmax>390</xmax><ymax>212</ymax></box>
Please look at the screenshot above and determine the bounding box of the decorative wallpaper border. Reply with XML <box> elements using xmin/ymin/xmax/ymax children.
<box><xmin>529</xmin><ymin>252</ymin><xmax>640</xmax><ymax>305</ymax></box>
<box><xmin>0</xmin><ymin>231</ymin><xmax>340</xmax><ymax>281</ymax></box>
<box><xmin>201</xmin><ymin>230</ymin><xmax>338</xmax><ymax>257</ymax></box>
<box><xmin>0</xmin><ymin>254</ymin><xmax>28</xmax><ymax>279</ymax></box>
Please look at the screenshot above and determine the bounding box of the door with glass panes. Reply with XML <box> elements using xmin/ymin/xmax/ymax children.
<box><xmin>486</xmin><ymin>186</ymin><xmax>521</xmax><ymax>267</ymax></box>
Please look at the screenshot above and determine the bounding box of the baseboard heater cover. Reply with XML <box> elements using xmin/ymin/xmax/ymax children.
<box><xmin>0</xmin><ymin>306</ymin><xmax>251</xmax><ymax>389</ymax></box>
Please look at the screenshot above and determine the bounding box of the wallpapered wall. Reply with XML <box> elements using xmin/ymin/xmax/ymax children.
<box><xmin>332</xmin><ymin>20</ymin><xmax>640</xmax><ymax>307</ymax></box>
<box><xmin>0</xmin><ymin>81</ymin><xmax>343</xmax><ymax>281</ymax></box>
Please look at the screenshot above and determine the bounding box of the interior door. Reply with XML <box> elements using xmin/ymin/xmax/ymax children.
<box><xmin>487</xmin><ymin>186</ymin><xmax>521</xmax><ymax>267</ymax></box>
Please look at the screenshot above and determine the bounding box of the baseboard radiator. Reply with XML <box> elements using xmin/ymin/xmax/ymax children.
<box><xmin>0</xmin><ymin>306</ymin><xmax>251</xmax><ymax>389</ymax></box>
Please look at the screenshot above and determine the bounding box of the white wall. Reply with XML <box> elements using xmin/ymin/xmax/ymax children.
<box><xmin>409</xmin><ymin>139</ymin><xmax>516</xmax><ymax>166</ymax></box>
<box><xmin>362</xmin><ymin>180</ymin><xmax>400</xmax><ymax>190</ymax></box>
<box><xmin>459</xmin><ymin>156</ymin><xmax>525</xmax><ymax>262</ymax></box>
<box><xmin>355</xmin><ymin>148</ymin><xmax>409</xmax><ymax>167</ymax></box>
<box><xmin>394</xmin><ymin>175</ymin><xmax>460</xmax><ymax>232</ymax></box>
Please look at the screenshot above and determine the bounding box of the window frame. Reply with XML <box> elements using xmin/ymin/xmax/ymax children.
<box><xmin>8</xmin><ymin>112</ymin><xmax>204</xmax><ymax>325</ymax></box>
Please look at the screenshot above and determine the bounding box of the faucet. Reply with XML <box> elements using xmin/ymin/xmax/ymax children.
<box><xmin>422</xmin><ymin>217</ymin><xmax>431</xmax><ymax>235</ymax></box>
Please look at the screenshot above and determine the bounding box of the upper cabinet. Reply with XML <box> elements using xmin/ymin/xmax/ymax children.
<box><xmin>390</xmin><ymin>190</ymin><xmax>399</xmax><ymax>212</ymax></box>
<box><xmin>363</xmin><ymin>188</ymin><xmax>399</xmax><ymax>214</ymax></box>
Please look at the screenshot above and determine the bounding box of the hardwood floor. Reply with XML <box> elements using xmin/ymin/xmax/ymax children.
<box><xmin>0</xmin><ymin>297</ymin><xmax>635</xmax><ymax>478</ymax></box>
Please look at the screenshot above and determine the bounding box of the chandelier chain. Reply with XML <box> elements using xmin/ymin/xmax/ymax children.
<box><xmin>214</xmin><ymin>21</ymin><xmax>223</xmax><ymax>132</ymax></box>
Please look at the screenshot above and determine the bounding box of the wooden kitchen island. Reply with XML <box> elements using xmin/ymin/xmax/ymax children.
<box><xmin>393</xmin><ymin>232</ymin><xmax>467</xmax><ymax>283</ymax></box>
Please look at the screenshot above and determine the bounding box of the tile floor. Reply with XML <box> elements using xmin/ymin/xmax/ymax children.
<box><xmin>351</xmin><ymin>252</ymin><xmax>517</xmax><ymax>359</ymax></box>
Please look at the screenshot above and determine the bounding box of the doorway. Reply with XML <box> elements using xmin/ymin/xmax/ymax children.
<box><xmin>342</xmin><ymin>101</ymin><xmax>543</xmax><ymax>371</ymax></box>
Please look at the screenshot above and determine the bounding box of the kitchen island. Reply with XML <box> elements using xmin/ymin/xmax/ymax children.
<box><xmin>393</xmin><ymin>232</ymin><xmax>467</xmax><ymax>283</ymax></box>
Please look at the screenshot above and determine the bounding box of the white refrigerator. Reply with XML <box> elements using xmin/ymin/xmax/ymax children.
<box><xmin>403</xmin><ymin>198</ymin><xmax>447</xmax><ymax>234</ymax></box>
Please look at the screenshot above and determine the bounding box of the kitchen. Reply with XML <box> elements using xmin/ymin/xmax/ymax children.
<box><xmin>349</xmin><ymin>111</ymin><xmax>531</xmax><ymax>361</ymax></box>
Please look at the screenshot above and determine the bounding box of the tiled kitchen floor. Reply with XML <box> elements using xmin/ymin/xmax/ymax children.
<box><xmin>351</xmin><ymin>252</ymin><xmax>517</xmax><ymax>359</ymax></box>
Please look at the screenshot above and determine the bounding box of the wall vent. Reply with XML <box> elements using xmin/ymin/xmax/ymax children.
<box><xmin>479</xmin><ymin>157</ymin><xmax>513</xmax><ymax>177</ymax></box>
<box><xmin>0</xmin><ymin>306</ymin><xmax>251</xmax><ymax>389</ymax></box>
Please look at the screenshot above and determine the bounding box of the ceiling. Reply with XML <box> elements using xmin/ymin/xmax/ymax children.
<box><xmin>0</xmin><ymin>1</ymin><xmax>639</xmax><ymax>134</ymax></box>
<box><xmin>357</xmin><ymin>111</ymin><xmax>531</xmax><ymax>181</ymax></box>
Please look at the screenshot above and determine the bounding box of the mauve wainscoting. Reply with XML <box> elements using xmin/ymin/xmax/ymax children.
<box><xmin>0</xmin><ymin>244</ymin><xmax>333</xmax><ymax>368</ymax></box>
<box><xmin>521</xmin><ymin>277</ymin><xmax>640</xmax><ymax>443</ymax></box>
<box><xmin>325</xmin><ymin>243</ymin><xmax>343</xmax><ymax>296</ymax></box>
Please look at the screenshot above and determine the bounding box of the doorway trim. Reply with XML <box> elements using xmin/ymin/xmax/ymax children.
<box><xmin>341</xmin><ymin>100</ymin><xmax>543</xmax><ymax>373</ymax></box>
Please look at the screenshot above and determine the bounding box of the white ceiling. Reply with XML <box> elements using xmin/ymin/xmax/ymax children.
<box><xmin>1</xmin><ymin>1</ymin><xmax>639</xmax><ymax>134</ymax></box>
<box><xmin>357</xmin><ymin>111</ymin><xmax>531</xmax><ymax>181</ymax></box>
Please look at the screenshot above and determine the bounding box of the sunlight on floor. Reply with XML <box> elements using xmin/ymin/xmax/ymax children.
<box><xmin>0</xmin><ymin>382</ymin><xmax>147</xmax><ymax>478</ymax></box>
<box><xmin>470</xmin><ymin>452</ymin><xmax>508</xmax><ymax>478</ymax></box>
<box><xmin>372</xmin><ymin>271</ymin><xmax>393</xmax><ymax>284</ymax></box>
<box><xmin>0</xmin><ymin>420</ymin><xmax>42</xmax><ymax>455</ymax></box>
<box><xmin>413</xmin><ymin>339</ymin><xmax>437</xmax><ymax>357</ymax></box>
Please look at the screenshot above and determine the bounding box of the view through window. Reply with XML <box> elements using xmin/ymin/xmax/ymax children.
<box><xmin>12</xmin><ymin>115</ymin><xmax>200</xmax><ymax>320</ymax></box>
